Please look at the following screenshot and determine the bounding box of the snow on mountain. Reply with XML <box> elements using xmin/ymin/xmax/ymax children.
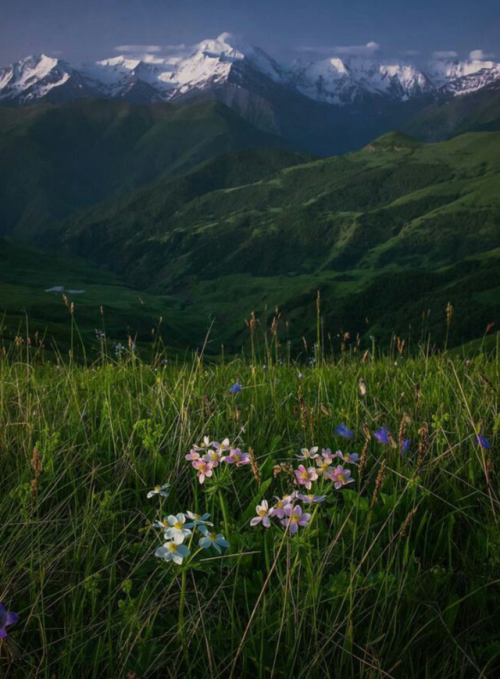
<box><xmin>81</xmin><ymin>56</ymin><xmax>175</xmax><ymax>98</ymax></box>
<box><xmin>1</xmin><ymin>35</ymin><xmax>500</xmax><ymax>107</ymax></box>
<box><xmin>289</xmin><ymin>57</ymin><xmax>432</xmax><ymax>104</ymax></box>
<box><xmin>426</xmin><ymin>56</ymin><xmax>500</xmax><ymax>95</ymax></box>
<box><xmin>158</xmin><ymin>32</ymin><xmax>286</xmax><ymax>95</ymax></box>
<box><xmin>0</xmin><ymin>55</ymin><xmax>74</xmax><ymax>102</ymax></box>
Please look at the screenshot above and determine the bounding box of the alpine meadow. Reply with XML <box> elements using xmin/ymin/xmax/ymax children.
<box><xmin>1</xmin><ymin>8</ymin><xmax>500</xmax><ymax>679</ymax></box>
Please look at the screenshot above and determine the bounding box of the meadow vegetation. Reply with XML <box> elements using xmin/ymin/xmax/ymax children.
<box><xmin>1</xmin><ymin>324</ymin><xmax>500</xmax><ymax>678</ymax></box>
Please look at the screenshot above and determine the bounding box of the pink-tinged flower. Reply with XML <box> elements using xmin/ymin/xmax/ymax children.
<box><xmin>0</xmin><ymin>603</ymin><xmax>19</xmax><ymax>639</ymax></box>
<box><xmin>281</xmin><ymin>504</ymin><xmax>311</xmax><ymax>534</ymax></box>
<box><xmin>250</xmin><ymin>500</ymin><xmax>271</xmax><ymax>527</ymax></box>
<box><xmin>269</xmin><ymin>495</ymin><xmax>294</xmax><ymax>519</ymax></box>
<box><xmin>328</xmin><ymin>465</ymin><xmax>355</xmax><ymax>489</ymax></box>
<box><xmin>315</xmin><ymin>458</ymin><xmax>332</xmax><ymax>476</ymax></box>
<box><xmin>224</xmin><ymin>449</ymin><xmax>250</xmax><ymax>466</ymax></box>
<box><xmin>297</xmin><ymin>493</ymin><xmax>326</xmax><ymax>503</ymax></box>
<box><xmin>295</xmin><ymin>464</ymin><xmax>318</xmax><ymax>489</ymax></box>
<box><xmin>203</xmin><ymin>449</ymin><xmax>223</xmax><ymax>467</ymax></box>
<box><xmin>213</xmin><ymin>438</ymin><xmax>232</xmax><ymax>454</ymax></box>
<box><xmin>188</xmin><ymin>437</ymin><xmax>214</xmax><ymax>459</ymax></box>
<box><xmin>321</xmin><ymin>448</ymin><xmax>336</xmax><ymax>464</ymax></box>
<box><xmin>335</xmin><ymin>451</ymin><xmax>360</xmax><ymax>465</ymax></box>
<box><xmin>193</xmin><ymin>459</ymin><xmax>214</xmax><ymax>484</ymax></box>
<box><xmin>296</xmin><ymin>446</ymin><xmax>319</xmax><ymax>460</ymax></box>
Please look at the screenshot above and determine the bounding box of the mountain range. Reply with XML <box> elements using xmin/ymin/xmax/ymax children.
<box><xmin>2</xmin><ymin>33</ymin><xmax>500</xmax><ymax>154</ymax></box>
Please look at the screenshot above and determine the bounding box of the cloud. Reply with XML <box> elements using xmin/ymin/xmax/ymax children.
<box><xmin>115</xmin><ymin>44</ymin><xmax>163</xmax><ymax>54</ymax></box>
<box><xmin>113</xmin><ymin>43</ymin><xmax>194</xmax><ymax>62</ymax></box>
<box><xmin>432</xmin><ymin>50</ymin><xmax>458</xmax><ymax>60</ymax></box>
<box><xmin>298</xmin><ymin>41</ymin><xmax>380</xmax><ymax>58</ymax></box>
<box><xmin>469</xmin><ymin>49</ymin><xmax>495</xmax><ymax>60</ymax></box>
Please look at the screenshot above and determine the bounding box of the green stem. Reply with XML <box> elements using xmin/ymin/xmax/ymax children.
<box><xmin>218</xmin><ymin>489</ymin><xmax>230</xmax><ymax>541</ymax></box>
<box><xmin>178</xmin><ymin>567</ymin><xmax>187</xmax><ymax>637</ymax></box>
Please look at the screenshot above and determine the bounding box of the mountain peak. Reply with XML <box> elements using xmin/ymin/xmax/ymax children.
<box><xmin>1</xmin><ymin>38</ymin><xmax>500</xmax><ymax>108</ymax></box>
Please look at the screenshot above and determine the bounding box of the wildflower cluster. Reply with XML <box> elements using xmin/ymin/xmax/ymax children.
<box><xmin>148</xmin><ymin>502</ymin><xmax>229</xmax><ymax>566</ymax></box>
<box><xmin>186</xmin><ymin>436</ymin><xmax>250</xmax><ymax>484</ymax></box>
<box><xmin>251</xmin><ymin>446</ymin><xmax>358</xmax><ymax>534</ymax></box>
<box><xmin>147</xmin><ymin>457</ymin><xmax>231</xmax><ymax>566</ymax></box>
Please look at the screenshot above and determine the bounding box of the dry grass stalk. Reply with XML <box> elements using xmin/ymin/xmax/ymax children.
<box><xmin>370</xmin><ymin>460</ymin><xmax>386</xmax><ymax>508</ymax></box>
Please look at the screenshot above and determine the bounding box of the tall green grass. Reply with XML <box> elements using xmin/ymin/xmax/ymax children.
<box><xmin>1</xmin><ymin>337</ymin><xmax>500</xmax><ymax>678</ymax></box>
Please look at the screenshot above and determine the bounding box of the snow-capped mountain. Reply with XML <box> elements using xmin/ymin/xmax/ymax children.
<box><xmin>0</xmin><ymin>54</ymin><xmax>98</xmax><ymax>104</ymax></box>
<box><xmin>2</xmin><ymin>33</ymin><xmax>499</xmax><ymax>108</ymax></box>
<box><xmin>427</xmin><ymin>56</ymin><xmax>500</xmax><ymax>95</ymax></box>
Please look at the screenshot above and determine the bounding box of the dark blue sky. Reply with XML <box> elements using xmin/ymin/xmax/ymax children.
<box><xmin>1</xmin><ymin>0</ymin><xmax>498</xmax><ymax>65</ymax></box>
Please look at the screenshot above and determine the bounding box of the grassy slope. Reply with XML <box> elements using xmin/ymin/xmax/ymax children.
<box><xmin>1</xmin><ymin>351</ymin><xmax>500</xmax><ymax>678</ymax></box>
<box><xmin>0</xmin><ymin>238</ymin><xmax>206</xmax><ymax>351</ymax></box>
<box><xmin>56</xmin><ymin>130</ymin><xmax>500</xmax><ymax>349</ymax></box>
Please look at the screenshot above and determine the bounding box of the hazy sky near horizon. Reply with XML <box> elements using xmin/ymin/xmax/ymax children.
<box><xmin>1</xmin><ymin>0</ymin><xmax>498</xmax><ymax>66</ymax></box>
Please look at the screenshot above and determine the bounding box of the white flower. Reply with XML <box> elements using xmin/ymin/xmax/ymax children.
<box><xmin>198</xmin><ymin>526</ymin><xmax>230</xmax><ymax>554</ymax></box>
<box><xmin>196</xmin><ymin>436</ymin><xmax>213</xmax><ymax>450</ymax></box>
<box><xmin>164</xmin><ymin>513</ymin><xmax>192</xmax><ymax>542</ymax></box>
<box><xmin>250</xmin><ymin>500</ymin><xmax>271</xmax><ymax>527</ymax></box>
<box><xmin>295</xmin><ymin>447</ymin><xmax>319</xmax><ymax>460</ymax></box>
<box><xmin>185</xmin><ymin>511</ymin><xmax>214</xmax><ymax>529</ymax></box>
<box><xmin>155</xmin><ymin>541</ymin><xmax>190</xmax><ymax>565</ymax></box>
<box><xmin>152</xmin><ymin>517</ymin><xmax>169</xmax><ymax>529</ymax></box>
<box><xmin>147</xmin><ymin>483</ymin><xmax>170</xmax><ymax>499</ymax></box>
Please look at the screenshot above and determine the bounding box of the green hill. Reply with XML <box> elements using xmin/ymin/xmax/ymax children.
<box><xmin>3</xmin><ymin>123</ymin><xmax>500</xmax><ymax>351</ymax></box>
<box><xmin>0</xmin><ymin>98</ymin><xmax>303</xmax><ymax>239</ymax></box>
<box><xmin>34</xmin><ymin>129</ymin><xmax>497</xmax><ymax>349</ymax></box>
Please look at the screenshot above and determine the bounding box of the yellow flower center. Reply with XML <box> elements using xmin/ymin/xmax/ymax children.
<box><xmin>168</xmin><ymin>543</ymin><xmax>178</xmax><ymax>552</ymax></box>
<box><xmin>258</xmin><ymin>508</ymin><xmax>267</xmax><ymax>516</ymax></box>
<box><xmin>300</xmin><ymin>471</ymin><xmax>309</xmax><ymax>480</ymax></box>
<box><xmin>292</xmin><ymin>513</ymin><xmax>300</xmax><ymax>522</ymax></box>
<box><xmin>174</xmin><ymin>521</ymin><xmax>183</xmax><ymax>529</ymax></box>
<box><xmin>210</xmin><ymin>533</ymin><xmax>217</xmax><ymax>541</ymax></box>
<box><xmin>337</xmin><ymin>474</ymin><xmax>344</xmax><ymax>482</ymax></box>
<box><xmin>154</xmin><ymin>485</ymin><xmax>161</xmax><ymax>491</ymax></box>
